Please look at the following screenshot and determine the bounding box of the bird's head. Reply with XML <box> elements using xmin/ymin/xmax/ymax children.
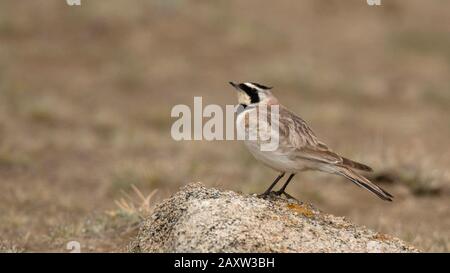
<box><xmin>229</xmin><ymin>82</ymin><xmax>277</xmax><ymax>108</ymax></box>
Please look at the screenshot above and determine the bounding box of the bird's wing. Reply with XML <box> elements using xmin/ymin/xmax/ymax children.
<box><xmin>277</xmin><ymin>107</ymin><xmax>342</xmax><ymax>165</ymax></box>
<box><xmin>278</xmin><ymin>107</ymin><xmax>373</xmax><ymax>171</ymax></box>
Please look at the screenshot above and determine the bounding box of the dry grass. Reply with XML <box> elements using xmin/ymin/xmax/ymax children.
<box><xmin>113</xmin><ymin>185</ymin><xmax>159</xmax><ymax>218</ymax></box>
<box><xmin>0</xmin><ymin>0</ymin><xmax>448</xmax><ymax>252</ymax></box>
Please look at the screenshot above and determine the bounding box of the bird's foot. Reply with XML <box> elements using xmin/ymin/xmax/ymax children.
<box><xmin>257</xmin><ymin>191</ymin><xmax>271</xmax><ymax>199</ymax></box>
<box><xmin>273</xmin><ymin>190</ymin><xmax>298</xmax><ymax>201</ymax></box>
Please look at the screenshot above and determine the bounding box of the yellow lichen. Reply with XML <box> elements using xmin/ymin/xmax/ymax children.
<box><xmin>286</xmin><ymin>204</ymin><xmax>314</xmax><ymax>218</ymax></box>
<box><xmin>373</xmin><ymin>233</ymin><xmax>391</xmax><ymax>241</ymax></box>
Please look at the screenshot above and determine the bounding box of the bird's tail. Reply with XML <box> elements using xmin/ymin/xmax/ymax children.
<box><xmin>342</xmin><ymin>157</ymin><xmax>373</xmax><ymax>172</ymax></box>
<box><xmin>336</xmin><ymin>166</ymin><xmax>393</xmax><ymax>201</ymax></box>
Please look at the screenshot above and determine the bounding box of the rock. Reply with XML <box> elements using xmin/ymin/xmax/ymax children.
<box><xmin>130</xmin><ymin>182</ymin><xmax>418</xmax><ymax>253</ymax></box>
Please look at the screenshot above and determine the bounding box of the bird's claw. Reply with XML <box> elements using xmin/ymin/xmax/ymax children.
<box><xmin>273</xmin><ymin>190</ymin><xmax>298</xmax><ymax>201</ymax></box>
<box><xmin>257</xmin><ymin>190</ymin><xmax>298</xmax><ymax>201</ymax></box>
<box><xmin>257</xmin><ymin>192</ymin><xmax>271</xmax><ymax>198</ymax></box>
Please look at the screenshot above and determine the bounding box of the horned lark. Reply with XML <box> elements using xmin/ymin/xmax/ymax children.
<box><xmin>229</xmin><ymin>81</ymin><xmax>393</xmax><ymax>201</ymax></box>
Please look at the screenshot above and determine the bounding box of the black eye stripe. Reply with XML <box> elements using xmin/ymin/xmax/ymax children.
<box><xmin>238</xmin><ymin>84</ymin><xmax>259</xmax><ymax>103</ymax></box>
<box><xmin>238</xmin><ymin>83</ymin><xmax>254</xmax><ymax>93</ymax></box>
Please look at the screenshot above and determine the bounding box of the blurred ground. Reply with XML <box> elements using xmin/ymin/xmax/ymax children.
<box><xmin>0</xmin><ymin>0</ymin><xmax>449</xmax><ymax>252</ymax></box>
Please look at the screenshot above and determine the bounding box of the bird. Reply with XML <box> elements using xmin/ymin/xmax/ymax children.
<box><xmin>229</xmin><ymin>81</ymin><xmax>393</xmax><ymax>201</ymax></box>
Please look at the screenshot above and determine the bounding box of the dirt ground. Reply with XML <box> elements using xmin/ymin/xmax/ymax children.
<box><xmin>0</xmin><ymin>0</ymin><xmax>449</xmax><ymax>252</ymax></box>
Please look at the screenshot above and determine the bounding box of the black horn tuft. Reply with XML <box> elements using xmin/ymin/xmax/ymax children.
<box><xmin>251</xmin><ymin>82</ymin><xmax>272</xmax><ymax>90</ymax></box>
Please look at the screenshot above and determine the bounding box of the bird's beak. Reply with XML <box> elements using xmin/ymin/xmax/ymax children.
<box><xmin>229</xmin><ymin>81</ymin><xmax>239</xmax><ymax>90</ymax></box>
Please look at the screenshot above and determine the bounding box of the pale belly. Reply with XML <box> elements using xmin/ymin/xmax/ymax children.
<box><xmin>244</xmin><ymin>140</ymin><xmax>311</xmax><ymax>173</ymax></box>
<box><xmin>237</xmin><ymin>107</ymin><xmax>315</xmax><ymax>173</ymax></box>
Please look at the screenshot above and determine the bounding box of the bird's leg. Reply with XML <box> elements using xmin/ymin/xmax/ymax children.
<box><xmin>257</xmin><ymin>173</ymin><xmax>285</xmax><ymax>198</ymax></box>
<box><xmin>274</xmin><ymin>173</ymin><xmax>296</xmax><ymax>199</ymax></box>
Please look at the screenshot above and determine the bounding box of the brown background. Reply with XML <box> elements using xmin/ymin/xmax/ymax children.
<box><xmin>0</xmin><ymin>0</ymin><xmax>449</xmax><ymax>252</ymax></box>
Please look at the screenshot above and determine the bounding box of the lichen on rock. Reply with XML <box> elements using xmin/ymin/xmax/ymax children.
<box><xmin>130</xmin><ymin>182</ymin><xmax>418</xmax><ymax>253</ymax></box>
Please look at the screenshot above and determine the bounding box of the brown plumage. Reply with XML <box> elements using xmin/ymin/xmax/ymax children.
<box><xmin>279</xmin><ymin>107</ymin><xmax>373</xmax><ymax>171</ymax></box>
<box><xmin>231</xmin><ymin>81</ymin><xmax>393</xmax><ymax>201</ymax></box>
<box><xmin>278</xmin><ymin>106</ymin><xmax>392</xmax><ymax>201</ymax></box>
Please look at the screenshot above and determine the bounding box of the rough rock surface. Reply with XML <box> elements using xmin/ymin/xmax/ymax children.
<box><xmin>130</xmin><ymin>183</ymin><xmax>418</xmax><ymax>253</ymax></box>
